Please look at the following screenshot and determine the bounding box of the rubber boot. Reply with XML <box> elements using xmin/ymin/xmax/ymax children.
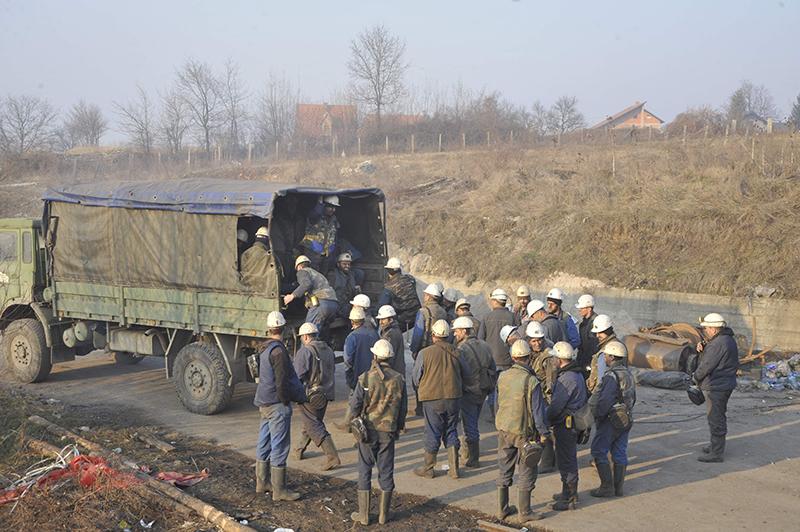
<box><xmin>538</xmin><ymin>438</ymin><xmax>555</xmax><ymax>473</ymax></box>
<box><xmin>255</xmin><ymin>460</ymin><xmax>269</xmax><ymax>494</ymax></box>
<box><xmin>495</xmin><ymin>487</ymin><xmax>517</xmax><ymax>520</ymax></box>
<box><xmin>320</xmin><ymin>436</ymin><xmax>341</xmax><ymax>471</ymax></box>
<box><xmin>447</xmin><ymin>446</ymin><xmax>460</xmax><ymax>479</ymax></box>
<box><xmin>701</xmin><ymin>444</ymin><xmax>711</xmax><ymax>454</ymax></box>
<box><xmin>511</xmin><ymin>489</ymin><xmax>541</xmax><ymax>524</ymax></box>
<box><xmin>552</xmin><ymin>481</ymin><xmax>578</xmax><ymax>511</ymax></box>
<box><xmin>292</xmin><ymin>435</ymin><xmax>311</xmax><ymax>461</ymax></box>
<box><xmin>350</xmin><ymin>489</ymin><xmax>370</xmax><ymax>525</ymax></box>
<box><xmin>414</xmin><ymin>451</ymin><xmax>437</xmax><ymax>479</ymax></box>
<box><xmin>271</xmin><ymin>466</ymin><xmax>301</xmax><ymax>501</ymax></box>
<box><xmin>552</xmin><ymin>481</ymin><xmax>569</xmax><ymax>502</ymax></box>
<box><xmin>459</xmin><ymin>436</ymin><xmax>468</xmax><ymax>462</ymax></box>
<box><xmin>378</xmin><ymin>490</ymin><xmax>392</xmax><ymax>525</ymax></box>
<box><xmin>590</xmin><ymin>462</ymin><xmax>615</xmax><ymax>497</ymax></box>
<box><xmin>698</xmin><ymin>435</ymin><xmax>725</xmax><ymax>462</ymax></box>
<box><xmin>464</xmin><ymin>440</ymin><xmax>480</xmax><ymax>468</ymax></box>
<box><xmin>613</xmin><ymin>464</ymin><xmax>627</xmax><ymax>496</ymax></box>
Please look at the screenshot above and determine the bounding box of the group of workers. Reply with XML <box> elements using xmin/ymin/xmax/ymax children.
<box><xmin>251</xmin><ymin>226</ymin><xmax>740</xmax><ymax>526</ymax></box>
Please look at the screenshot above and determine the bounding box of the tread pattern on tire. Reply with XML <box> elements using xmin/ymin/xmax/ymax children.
<box><xmin>173</xmin><ymin>341</ymin><xmax>233</xmax><ymax>415</ymax></box>
<box><xmin>2</xmin><ymin>318</ymin><xmax>51</xmax><ymax>383</ymax></box>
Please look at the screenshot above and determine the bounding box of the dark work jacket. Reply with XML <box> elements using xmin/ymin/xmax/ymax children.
<box><xmin>254</xmin><ymin>340</ymin><xmax>307</xmax><ymax>407</ymax></box>
<box><xmin>478</xmin><ymin>307</ymin><xmax>515</xmax><ymax>370</ymax></box>
<box><xmin>344</xmin><ymin>324</ymin><xmax>380</xmax><ymax>387</ymax></box>
<box><xmin>546</xmin><ymin>362</ymin><xmax>588</xmax><ymax>425</ymax></box>
<box><xmin>378</xmin><ymin>273</ymin><xmax>421</xmax><ymax>326</ymax></box>
<box><xmin>291</xmin><ymin>266</ymin><xmax>337</xmax><ymax>301</ymax></box>
<box><xmin>593</xmin><ymin>360</ymin><xmax>636</xmax><ymax>420</ymax></box>
<box><xmin>578</xmin><ymin>311</ymin><xmax>598</xmax><ymax>367</ymax></box>
<box><xmin>293</xmin><ymin>339</ymin><xmax>336</xmax><ymax>401</ymax></box>
<box><xmin>381</xmin><ymin>320</ymin><xmax>406</xmax><ymax>377</ymax></box>
<box><xmin>540</xmin><ymin>314</ymin><xmax>564</xmax><ymax>345</ymax></box>
<box><xmin>693</xmin><ymin>328</ymin><xmax>739</xmax><ymax>391</ymax></box>
<box><xmin>327</xmin><ymin>267</ymin><xmax>358</xmax><ymax>316</ymax></box>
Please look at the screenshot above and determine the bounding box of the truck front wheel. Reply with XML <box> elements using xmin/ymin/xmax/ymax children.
<box><xmin>173</xmin><ymin>342</ymin><xmax>233</xmax><ymax>415</ymax></box>
<box><xmin>3</xmin><ymin>318</ymin><xmax>52</xmax><ymax>383</ymax></box>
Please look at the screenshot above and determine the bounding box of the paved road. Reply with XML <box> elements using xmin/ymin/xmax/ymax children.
<box><xmin>3</xmin><ymin>351</ymin><xmax>800</xmax><ymax>531</ymax></box>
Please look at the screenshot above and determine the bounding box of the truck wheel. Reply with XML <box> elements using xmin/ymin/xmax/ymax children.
<box><xmin>3</xmin><ymin>318</ymin><xmax>51</xmax><ymax>383</ymax></box>
<box><xmin>174</xmin><ymin>342</ymin><xmax>233</xmax><ymax>415</ymax></box>
<box><xmin>113</xmin><ymin>351</ymin><xmax>145</xmax><ymax>365</ymax></box>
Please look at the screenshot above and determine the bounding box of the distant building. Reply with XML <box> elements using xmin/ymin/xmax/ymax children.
<box><xmin>591</xmin><ymin>101</ymin><xmax>664</xmax><ymax>130</ymax></box>
<box><xmin>295</xmin><ymin>103</ymin><xmax>357</xmax><ymax>140</ymax></box>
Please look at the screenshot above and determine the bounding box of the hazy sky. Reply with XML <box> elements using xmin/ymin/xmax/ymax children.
<box><xmin>1</xmin><ymin>0</ymin><xmax>798</xmax><ymax>141</ymax></box>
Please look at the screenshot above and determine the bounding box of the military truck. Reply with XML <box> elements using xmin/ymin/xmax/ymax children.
<box><xmin>0</xmin><ymin>179</ymin><xmax>387</xmax><ymax>414</ymax></box>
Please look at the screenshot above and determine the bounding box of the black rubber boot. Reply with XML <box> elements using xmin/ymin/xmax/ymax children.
<box><xmin>511</xmin><ymin>489</ymin><xmax>541</xmax><ymax>524</ymax></box>
<box><xmin>464</xmin><ymin>440</ymin><xmax>480</xmax><ymax>468</ymax></box>
<box><xmin>271</xmin><ymin>466</ymin><xmax>301</xmax><ymax>501</ymax></box>
<box><xmin>255</xmin><ymin>460</ymin><xmax>269</xmax><ymax>494</ymax></box>
<box><xmin>552</xmin><ymin>481</ymin><xmax>569</xmax><ymax>502</ymax></box>
<box><xmin>414</xmin><ymin>451</ymin><xmax>437</xmax><ymax>478</ymax></box>
<box><xmin>590</xmin><ymin>462</ymin><xmax>615</xmax><ymax>498</ymax></box>
<box><xmin>698</xmin><ymin>435</ymin><xmax>725</xmax><ymax>462</ymax></box>
<box><xmin>496</xmin><ymin>486</ymin><xmax>517</xmax><ymax>520</ymax></box>
<box><xmin>378</xmin><ymin>490</ymin><xmax>392</xmax><ymax>525</ymax></box>
<box><xmin>447</xmin><ymin>446</ymin><xmax>460</xmax><ymax>479</ymax></box>
<box><xmin>552</xmin><ymin>481</ymin><xmax>578</xmax><ymax>511</ymax></box>
<box><xmin>350</xmin><ymin>489</ymin><xmax>370</xmax><ymax>525</ymax></box>
<box><xmin>320</xmin><ymin>436</ymin><xmax>341</xmax><ymax>471</ymax></box>
<box><xmin>613</xmin><ymin>464</ymin><xmax>627</xmax><ymax>496</ymax></box>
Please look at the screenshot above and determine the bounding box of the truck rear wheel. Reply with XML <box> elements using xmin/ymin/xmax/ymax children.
<box><xmin>113</xmin><ymin>351</ymin><xmax>145</xmax><ymax>365</ymax></box>
<box><xmin>173</xmin><ymin>342</ymin><xmax>233</xmax><ymax>415</ymax></box>
<box><xmin>3</xmin><ymin>318</ymin><xmax>51</xmax><ymax>383</ymax></box>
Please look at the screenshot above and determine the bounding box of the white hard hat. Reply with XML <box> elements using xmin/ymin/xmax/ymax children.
<box><xmin>376</xmin><ymin>305</ymin><xmax>397</xmax><ymax>320</ymax></box>
<box><xmin>452</xmin><ymin>316</ymin><xmax>475</xmax><ymax>330</ymax></box>
<box><xmin>575</xmin><ymin>294</ymin><xmax>595</xmax><ymax>309</ymax></box>
<box><xmin>527</xmin><ymin>299</ymin><xmax>545</xmax><ymax>315</ymax></box>
<box><xmin>434</xmin><ymin>282</ymin><xmax>445</xmax><ymax>294</ymax></box>
<box><xmin>546</xmin><ymin>288</ymin><xmax>565</xmax><ymax>301</ymax></box>
<box><xmin>510</xmin><ymin>339</ymin><xmax>531</xmax><ymax>358</ymax></box>
<box><xmin>500</xmin><ymin>325</ymin><xmax>518</xmax><ymax>344</ymax></box>
<box><xmin>553</xmin><ymin>341</ymin><xmax>576</xmax><ymax>360</ymax></box>
<box><xmin>431</xmin><ymin>319</ymin><xmax>450</xmax><ymax>338</ymax></box>
<box><xmin>255</xmin><ymin>226</ymin><xmax>269</xmax><ymax>239</ymax></box>
<box><xmin>602</xmin><ymin>340</ymin><xmax>628</xmax><ymax>358</ymax></box>
<box><xmin>443</xmin><ymin>287</ymin><xmax>460</xmax><ymax>302</ymax></box>
<box><xmin>516</xmin><ymin>285</ymin><xmax>531</xmax><ymax>297</ymax></box>
<box><xmin>371</xmin><ymin>338</ymin><xmax>394</xmax><ymax>360</ymax></box>
<box><xmin>298</xmin><ymin>322</ymin><xmax>319</xmax><ymax>336</ymax></box>
<box><xmin>349</xmin><ymin>306</ymin><xmax>366</xmax><ymax>321</ymax></box>
<box><xmin>490</xmin><ymin>288</ymin><xmax>508</xmax><ymax>302</ymax></box>
<box><xmin>295</xmin><ymin>255</ymin><xmax>311</xmax><ymax>268</ymax></box>
<box><xmin>237</xmin><ymin>229</ymin><xmax>249</xmax><ymax>242</ymax></box>
<box><xmin>266</xmin><ymin>311</ymin><xmax>286</xmax><ymax>328</ymax></box>
<box><xmin>384</xmin><ymin>257</ymin><xmax>402</xmax><ymax>270</ymax></box>
<box><xmin>525</xmin><ymin>321</ymin><xmax>545</xmax><ymax>339</ymax></box>
<box><xmin>700</xmin><ymin>312</ymin><xmax>726</xmax><ymax>328</ymax></box>
<box><xmin>455</xmin><ymin>297</ymin><xmax>470</xmax><ymax>310</ymax></box>
<box><xmin>337</xmin><ymin>252</ymin><xmax>352</xmax><ymax>263</ymax></box>
<box><xmin>424</xmin><ymin>284</ymin><xmax>442</xmax><ymax>298</ymax></box>
<box><xmin>350</xmin><ymin>293</ymin><xmax>371</xmax><ymax>308</ymax></box>
<box><xmin>323</xmin><ymin>195</ymin><xmax>340</xmax><ymax>207</ymax></box>
<box><xmin>591</xmin><ymin>314</ymin><xmax>613</xmax><ymax>333</ymax></box>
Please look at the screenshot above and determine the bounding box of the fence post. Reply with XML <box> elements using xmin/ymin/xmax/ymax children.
<box><xmin>767</xmin><ymin>118</ymin><xmax>773</xmax><ymax>134</ymax></box>
<box><xmin>411</xmin><ymin>134</ymin><xmax>415</xmax><ymax>153</ymax></box>
<box><xmin>510</xmin><ymin>130</ymin><xmax>514</xmax><ymax>144</ymax></box>
<box><xmin>486</xmin><ymin>131</ymin><xmax>490</xmax><ymax>147</ymax></box>
<box><xmin>187</xmin><ymin>148</ymin><xmax>192</xmax><ymax>167</ymax></box>
<box><xmin>682</xmin><ymin>125</ymin><xmax>687</xmax><ymax>147</ymax></box>
<box><xmin>462</xmin><ymin>132</ymin><xmax>466</xmax><ymax>150</ymax></box>
<box><xmin>248</xmin><ymin>143</ymin><xmax>252</xmax><ymax>163</ymax></box>
<box><xmin>704</xmin><ymin>124</ymin><xmax>709</xmax><ymax>139</ymax></box>
<box><xmin>751</xmin><ymin>138</ymin><xmax>755</xmax><ymax>162</ymax></box>
<box><xmin>385</xmin><ymin>136</ymin><xmax>389</xmax><ymax>153</ymax></box>
<box><xmin>438</xmin><ymin>133</ymin><xmax>442</xmax><ymax>152</ymax></box>
<box><xmin>357</xmin><ymin>137</ymin><xmax>361</xmax><ymax>156</ymax></box>
<box><xmin>724</xmin><ymin>125</ymin><xmax>729</xmax><ymax>146</ymax></box>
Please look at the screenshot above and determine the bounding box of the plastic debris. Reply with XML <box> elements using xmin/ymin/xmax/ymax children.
<box><xmin>154</xmin><ymin>468</ymin><xmax>209</xmax><ymax>487</ymax></box>
<box><xmin>139</xmin><ymin>519</ymin><xmax>154</xmax><ymax>529</ymax></box>
<box><xmin>761</xmin><ymin>359</ymin><xmax>800</xmax><ymax>390</ymax></box>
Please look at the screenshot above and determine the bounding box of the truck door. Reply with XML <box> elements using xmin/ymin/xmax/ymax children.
<box><xmin>0</xmin><ymin>229</ymin><xmax>21</xmax><ymax>305</ymax></box>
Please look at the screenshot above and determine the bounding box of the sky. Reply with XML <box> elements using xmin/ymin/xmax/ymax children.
<box><xmin>1</xmin><ymin>0</ymin><xmax>798</xmax><ymax>142</ymax></box>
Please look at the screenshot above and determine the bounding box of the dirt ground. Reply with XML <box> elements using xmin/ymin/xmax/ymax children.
<box><xmin>2</xmin><ymin>351</ymin><xmax>800</xmax><ymax>531</ymax></box>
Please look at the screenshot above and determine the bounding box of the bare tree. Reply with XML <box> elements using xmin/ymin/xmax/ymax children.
<box><xmin>725</xmin><ymin>80</ymin><xmax>777</xmax><ymax>122</ymax></box>
<box><xmin>60</xmin><ymin>100</ymin><xmax>108</xmax><ymax>148</ymax></box>
<box><xmin>113</xmin><ymin>86</ymin><xmax>154</xmax><ymax>154</ymax></box>
<box><xmin>159</xmin><ymin>88</ymin><xmax>190</xmax><ymax>155</ymax></box>
<box><xmin>347</xmin><ymin>24</ymin><xmax>408</xmax><ymax>131</ymax></box>
<box><xmin>176</xmin><ymin>59</ymin><xmax>221</xmax><ymax>156</ymax></box>
<box><xmin>255</xmin><ymin>72</ymin><xmax>297</xmax><ymax>150</ymax></box>
<box><xmin>546</xmin><ymin>96</ymin><xmax>585</xmax><ymax>135</ymax></box>
<box><xmin>0</xmin><ymin>95</ymin><xmax>58</xmax><ymax>155</ymax></box>
<box><xmin>528</xmin><ymin>100</ymin><xmax>548</xmax><ymax>138</ymax></box>
<box><xmin>219</xmin><ymin>59</ymin><xmax>248</xmax><ymax>154</ymax></box>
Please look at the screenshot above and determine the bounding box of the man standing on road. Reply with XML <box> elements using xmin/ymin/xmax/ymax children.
<box><xmin>413</xmin><ymin>320</ymin><xmax>467</xmax><ymax>480</ymax></box>
<box><xmin>349</xmin><ymin>339</ymin><xmax>407</xmax><ymax>526</ymax></box>
<box><xmin>527</xmin><ymin>299</ymin><xmax>563</xmax><ymax>345</ymax></box>
<box><xmin>327</xmin><ymin>252</ymin><xmax>359</xmax><ymax>320</ymax></box>
<box><xmin>292</xmin><ymin>322</ymin><xmax>340</xmax><ymax>471</ymax></box>
<box><xmin>692</xmin><ymin>313</ymin><xmax>739</xmax><ymax>463</ymax></box>
<box><xmin>547</xmin><ymin>342</ymin><xmax>588</xmax><ymax>511</ymax></box>
<box><xmin>575</xmin><ymin>294</ymin><xmax>598</xmax><ymax>375</ymax></box>
<box><xmin>254</xmin><ymin>311</ymin><xmax>307</xmax><ymax>502</ymax></box>
<box><xmin>587</xmin><ymin>314</ymin><xmax>617</xmax><ymax>394</ymax></box>
<box><xmin>495</xmin><ymin>340</ymin><xmax>551</xmax><ymax>526</ymax></box>
<box><xmin>479</xmin><ymin>289</ymin><xmax>515</xmax><ymax>415</ymax></box>
<box><xmin>282</xmin><ymin>255</ymin><xmax>338</xmax><ymax>336</ymax></box>
<box><xmin>525</xmin><ymin>320</ymin><xmax>559</xmax><ymax>474</ymax></box>
<box><xmin>545</xmin><ymin>288</ymin><xmax>580</xmax><ymax>349</ymax></box>
<box><xmin>337</xmin><ymin>306</ymin><xmax>381</xmax><ymax>430</ymax></box>
<box><xmin>454</xmin><ymin>298</ymin><xmax>481</xmax><ymax>332</ymax></box>
<box><xmin>453</xmin><ymin>316</ymin><xmax>497</xmax><ymax>468</ymax></box>
<box><xmin>513</xmin><ymin>285</ymin><xmax>531</xmax><ymax>326</ymax></box>
<box><xmin>378</xmin><ymin>257</ymin><xmax>421</xmax><ymax>332</ymax></box>
<box><xmin>590</xmin><ymin>341</ymin><xmax>636</xmax><ymax>498</ymax></box>
<box><xmin>377</xmin><ymin>305</ymin><xmax>405</xmax><ymax>377</ymax></box>
<box><xmin>410</xmin><ymin>283</ymin><xmax>449</xmax><ymax>416</ymax></box>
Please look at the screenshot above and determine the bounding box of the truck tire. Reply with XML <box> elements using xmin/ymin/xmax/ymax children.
<box><xmin>3</xmin><ymin>318</ymin><xmax>51</xmax><ymax>383</ymax></box>
<box><xmin>113</xmin><ymin>351</ymin><xmax>145</xmax><ymax>365</ymax></box>
<box><xmin>173</xmin><ymin>342</ymin><xmax>233</xmax><ymax>415</ymax></box>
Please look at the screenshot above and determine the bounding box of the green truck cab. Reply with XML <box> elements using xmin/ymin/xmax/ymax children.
<box><xmin>0</xmin><ymin>179</ymin><xmax>388</xmax><ymax>414</ymax></box>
